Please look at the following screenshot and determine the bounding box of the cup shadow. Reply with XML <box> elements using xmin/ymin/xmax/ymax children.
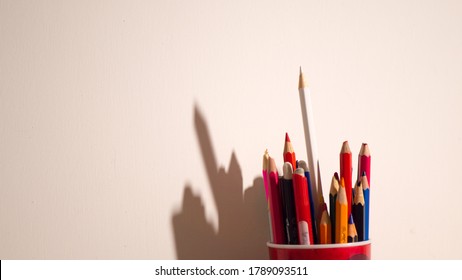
<box><xmin>171</xmin><ymin>104</ymin><xmax>269</xmax><ymax>259</ymax></box>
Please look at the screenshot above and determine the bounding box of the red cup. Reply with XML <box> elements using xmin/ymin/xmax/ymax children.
<box><xmin>267</xmin><ymin>241</ymin><xmax>371</xmax><ymax>260</ymax></box>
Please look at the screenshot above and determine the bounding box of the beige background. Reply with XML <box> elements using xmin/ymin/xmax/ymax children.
<box><xmin>1</xmin><ymin>0</ymin><xmax>461</xmax><ymax>259</ymax></box>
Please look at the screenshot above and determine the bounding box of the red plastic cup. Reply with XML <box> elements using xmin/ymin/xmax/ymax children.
<box><xmin>267</xmin><ymin>241</ymin><xmax>371</xmax><ymax>260</ymax></box>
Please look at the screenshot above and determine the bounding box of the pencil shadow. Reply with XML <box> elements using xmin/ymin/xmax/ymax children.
<box><xmin>171</xmin><ymin>104</ymin><xmax>269</xmax><ymax>259</ymax></box>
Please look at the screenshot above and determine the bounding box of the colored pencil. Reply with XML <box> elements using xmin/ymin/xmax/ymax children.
<box><xmin>283</xmin><ymin>133</ymin><xmax>296</xmax><ymax>171</ymax></box>
<box><xmin>340</xmin><ymin>141</ymin><xmax>353</xmax><ymax>217</ymax></box>
<box><xmin>298</xmin><ymin>160</ymin><xmax>318</xmax><ymax>244</ymax></box>
<box><xmin>293</xmin><ymin>168</ymin><xmax>314</xmax><ymax>244</ymax></box>
<box><xmin>319</xmin><ymin>204</ymin><xmax>331</xmax><ymax>244</ymax></box>
<box><xmin>335</xmin><ymin>178</ymin><xmax>348</xmax><ymax>243</ymax></box>
<box><xmin>267</xmin><ymin>156</ymin><xmax>286</xmax><ymax>244</ymax></box>
<box><xmin>262</xmin><ymin>149</ymin><xmax>273</xmax><ymax>242</ymax></box>
<box><xmin>347</xmin><ymin>215</ymin><xmax>358</xmax><ymax>243</ymax></box>
<box><xmin>262</xmin><ymin>149</ymin><xmax>270</xmax><ymax>200</ymax></box>
<box><xmin>357</xmin><ymin>143</ymin><xmax>371</xmax><ymax>186</ymax></box>
<box><xmin>298</xmin><ymin>68</ymin><xmax>322</xmax><ymax>222</ymax></box>
<box><xmin>353</xmin><ymin>180</ymin><xmax>365</xmax><ymax>241</ymax></box>
<box><xmin>280</xmin><ymin>162</ymin><xmax>298</xmax><ymax>244</ymax></box>
<box><xmin>329</xmin><ymin>172</ymin><xmax>339</xmax><ymax>244</ymax></box>
<box><xmin>362</xmin><ymin>172</ymin><xmax>370</xmax><ymax>240</ymax></box>
<box><xmin>317</xmin><ymin>196</ymin><xmax>327</xmax><ymax>239</ymax></box>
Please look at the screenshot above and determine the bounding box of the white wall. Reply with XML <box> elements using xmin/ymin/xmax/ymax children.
<box><xmin>1</xmin><ymin>0</ymin><xmax>462</xmax><ymax>259</ymax></box>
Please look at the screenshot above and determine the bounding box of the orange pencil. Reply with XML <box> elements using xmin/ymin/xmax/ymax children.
<box><xmin>283</xmin><ymin>133</ymin><xmax>296</xmax><ymax>170</ymax></box>
<box><xmin>319</xmin><ymin>204</ymin><xmax>331</xmax><ymax>244</ymax></box>
<box><xmin>335</xmin><ymin>178</ymin><xmax>348</xmax><ymax>243</ymax></box>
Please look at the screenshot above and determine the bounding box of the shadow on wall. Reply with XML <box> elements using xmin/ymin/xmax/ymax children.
<box><xmin>171</xmin><ymin>104</ymin><xmax>269</xmax><ymax>259</ymax></box>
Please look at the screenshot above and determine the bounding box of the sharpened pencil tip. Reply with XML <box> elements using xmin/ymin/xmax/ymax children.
<box><xmin>298</xmin><ymin>67</ymin><xmax>307</xmax><ymax>89</ymax></box>
<box><xmin>285</xmin><ymin>132</ymin><xmax>290</xmax><ymax>142</ymax></box>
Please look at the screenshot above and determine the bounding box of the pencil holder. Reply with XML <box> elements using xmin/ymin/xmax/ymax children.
<box><xmin>267</xmin><ymin>241</ymin><xmax>371</xmax><ymax>260</ymax></box>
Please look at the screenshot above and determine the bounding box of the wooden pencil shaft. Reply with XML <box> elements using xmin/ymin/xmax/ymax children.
<box><xmin>298</xmin><ymin>78</ymin><xmax>321</xmax><ymax>228</ymax></box>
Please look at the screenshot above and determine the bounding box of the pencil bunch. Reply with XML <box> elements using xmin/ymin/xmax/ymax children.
<box><xmin>262</xmin><ymin>68</ymin><xmax>371</xmax><ymax>245</ymax></box>
<box><xmin>263</xmin><ymin>138</ymin><xmax>371</xmax><ymax>244</ymax></box>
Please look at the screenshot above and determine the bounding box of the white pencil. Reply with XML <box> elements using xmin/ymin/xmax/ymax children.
<box><xmin>298</xmin><ymin>67</ymin><xmax>322</xmax><ymax>222</ymax></box>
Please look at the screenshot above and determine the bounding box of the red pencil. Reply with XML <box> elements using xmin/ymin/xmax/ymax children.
<box><xmin>283</xmin><ymin>133</ymin><xmax>296</xmax><ymax>171</ymax></box>
<box><xmin>268</xmin><ymin>157</ymin><xmax>286</xmax><ymax>244</ymax></box>
<box><xmin>357</xmin><ymin>143</ymin><xmax>371</xmax><ymax>187</ymax></box>
<box><xmin>293</xmin><ymin>168</ymin><xmax>314</xmax><ymax>244</ymax></box>
<box><xmin>340</xmin><ymin>141</ymin><xmax>353</xmax><ymax>217</ymax></box>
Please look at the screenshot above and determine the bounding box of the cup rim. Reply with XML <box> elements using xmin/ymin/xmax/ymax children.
<box><xmin>267</xmin><ymin>240</ymin><xmax>371</xmax><ymax>249</ymax></box>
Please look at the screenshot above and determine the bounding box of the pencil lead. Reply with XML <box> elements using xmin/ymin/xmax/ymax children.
<box><xmin>298</xmin><ymin>68</ymin><xmax>306</xmax><ymax>89</ymax></box>
<box><xmin>285</xmin><ymin>132</ymin><xmax>290</xmax><ymax>142</ymax></box>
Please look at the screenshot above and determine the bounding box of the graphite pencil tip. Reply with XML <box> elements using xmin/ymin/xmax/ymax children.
<box><xmin>361</xmin><ymin>173</ymin><xmax>369</xmax><ymax>190</ymax></box>
<box><xmin>330</xmin><ymin>173</ymin><xmax>340</xmax><ymax>195</ymax></box>
<box><xmin>298</xmin><ymin>67</ymin><xmax>307</xmax><ymax>89</ymax></box>
<box><xmin>354</xmin><ymin>182</ymin><xmax>364</xmax><ymax>205</ymax></box>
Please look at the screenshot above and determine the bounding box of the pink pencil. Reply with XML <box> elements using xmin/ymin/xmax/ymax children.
<box><xmin>357</xmin><ymin>143</ymin><xmax>371</xmax><ymax>187</ymax></box>
<box><xmin>268</xmin><ymin>157</ymin><xmax>286</xmax><ymax>244</ymax></box>
<box><xmin>262</xmin><ymin>149</ymin><xmax>270</xmax><ymax>199</ymax></box>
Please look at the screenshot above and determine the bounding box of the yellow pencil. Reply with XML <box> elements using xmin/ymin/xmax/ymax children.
<box><xmin>335</xmin><ymin>177</ymin><xmax>348</xmax><ymax>243</ymax></box>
